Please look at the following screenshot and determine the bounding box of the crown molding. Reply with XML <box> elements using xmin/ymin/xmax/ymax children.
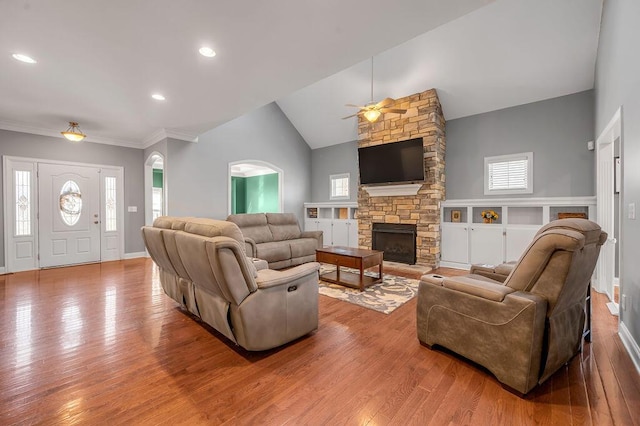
<box><xmin>0</xmin><ymin>119</ymin><xmax>143</xmax><ymax>149</ymax></box>
<box><xmin>141</xmin><ymin>128</ymin><xmax>199</xmax><ymax>148</ymax></box>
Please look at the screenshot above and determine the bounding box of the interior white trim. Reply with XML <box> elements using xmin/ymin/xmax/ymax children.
<box><xmin>442</xmin><ymin>196</ymin><xmax>597</xmax><ymax>207</ymax></box>
<box><xmin>141</xmin><ymin>128</ymin><xmax>199</xmax><ymax>148</ymax></box>
<box><xmin>0</xmin><ymin>267</ymin><xmax>5</xmax><ymax>275</ymax></box>
<box><xmin>123</xmin><ymin>252</ymin><xmax>149</xmax><ymax>260</ymax></box>
<box><xmin>619</xmin><ymin>321</ymin><xmax>640</xmax><ymax>375</ymax></box>
<box><xmin>0</xmin><ymin>119</ymin><xmax>142</xmax><ymax>148</ymax></box>
<box><xmin>363</xmin><ymin>183</ymin><xmax>423</xmax><ymax>197</ymax></box>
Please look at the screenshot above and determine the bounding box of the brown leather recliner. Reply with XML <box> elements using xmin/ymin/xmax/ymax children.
<box><xmin>417</xmin><ymin>218</ymin><xmax>607</xmax><ymax>394</ymax></box>
<box><xmin>142</xmin><ymin>216</ymin><xmax>320</xmax><ymax>351</ymax></box>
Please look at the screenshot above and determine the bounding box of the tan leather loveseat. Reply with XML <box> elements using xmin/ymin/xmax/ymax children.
<box><xmin>417</xmin><ymin>219</ymin><xmax>606</xmax><ymax>394</ymax></box>
<box><xmin>142</xmin><ymin>216</ymin><xmax>320</xmax><ymax>351</ymax></box>
<box><xmin>227</xmin><ymin>213</ymin><xmax>323</xmax><ymax>270</ymax></box>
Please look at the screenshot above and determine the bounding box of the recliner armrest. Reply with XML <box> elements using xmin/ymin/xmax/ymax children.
<box><xmin>256</xmin><ymin>262</ymin><xmax>320</xmax><ymax>289</ymax></box>
<box><xmin>421</xmin><ymin>273</ymin><xmax>515</xmax><ymax>302</ymax></box>
<box><xmin>244</xmin><ymin>237</ymin><xmax>257</xmax><ymax>257</ymax></box>
<box><xmin>300</xmin><ymin>230</ymin><xmax>323</xmax><ymax>248</ymax></box>
<box><xmin>470</xmin><ymin>261</ymin><xmax>516</xmax><ymax>283</ymax></box>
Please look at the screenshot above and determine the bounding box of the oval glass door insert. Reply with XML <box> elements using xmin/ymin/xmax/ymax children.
<box><xmin>59</xmin><ymin>180</ymin><xmax>82</xmax><ymax>226</ymax></box>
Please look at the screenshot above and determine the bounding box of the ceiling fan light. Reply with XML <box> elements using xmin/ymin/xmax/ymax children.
<box><xmin>364</xmin><ymin>109</ymin><xmax>381</xmax><ymax>122</ymax></box>
<box><xmin>61</xmin><ymin>122</ymin><xmax>86</xmax><ymax>142</ymax></box>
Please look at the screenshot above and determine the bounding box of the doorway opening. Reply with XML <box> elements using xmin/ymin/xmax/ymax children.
<box><xmin>145</xmin><ymin>152</ymin><xmax>165</xmax><ymax>226</ymax></box>
<box><xmin>228</xmin><ymin>161</ymin><xmax>283</xmax><ymax>215</ymax></box>
<box><xmin>596</xmin><ymin>107</ymin><xmax>621</xmax><ymax>311</ymax></box>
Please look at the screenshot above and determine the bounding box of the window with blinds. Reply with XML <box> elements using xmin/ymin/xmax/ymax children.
<box><xmin>484</xmin><ymin>152</ymin><xmax>533</xmax><ymax>195</ymax></box>
<box><xmin>330</xmin><ymin>173</ymin><xmax>350</xmax><ymax>200</ymax></box>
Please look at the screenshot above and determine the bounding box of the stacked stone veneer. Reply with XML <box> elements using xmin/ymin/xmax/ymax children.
<box><xmin>357</xmin><ymin>89</ymin><xmax>445</xmax><ymax>267</ymax></box>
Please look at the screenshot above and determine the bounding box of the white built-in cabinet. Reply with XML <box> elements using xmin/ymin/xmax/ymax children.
<box><xmin>440</xmin><ymin>197</ymin><xmax>596</xmax><ymax>269</ymax></box>
<box><xmin>304</xmin><ymin>202</ymin><xmax>358</xmax><ymax>248</ymax></box>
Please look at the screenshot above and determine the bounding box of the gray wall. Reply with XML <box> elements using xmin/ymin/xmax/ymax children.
<box><xmin>0</xmin><ymin>129</ymin><xmax>146</xmax><ymax>267</ymax></box>
<box><xmin>595</xmin><ymin>0</ymin><xmax>640</xmax><ymax>357</ymax></box>
<box><xmin>311</xmin><ymin>140</ymin><xmax>359</xmax><ymax>202</ymax></box>
<box><xmin>445</xmin><ymin>90</ymin><xmax>595</xmax><ymax>199</ymax></box>
<box><xmin>166</xmin><ymin>102</ymin><xmax>312</xmax><ymax>221</ymax></box>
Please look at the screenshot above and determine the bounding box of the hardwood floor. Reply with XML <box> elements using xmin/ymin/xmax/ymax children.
<box><xmin>1</xmin><ymin>259</ymin><xmax>638</xmax><ymax>425</ymax></box>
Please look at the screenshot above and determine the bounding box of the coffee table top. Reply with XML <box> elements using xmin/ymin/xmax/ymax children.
<box><xmin>316</xmin><ymin>246</ymin><xmax>382</xmax><ymax>258</ymax></box>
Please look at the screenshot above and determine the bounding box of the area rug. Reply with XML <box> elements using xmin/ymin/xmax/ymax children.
<box><xmin>318</xmin><ymin>265</ymin><xmax>419</xmax><ymax>314</ymax></box>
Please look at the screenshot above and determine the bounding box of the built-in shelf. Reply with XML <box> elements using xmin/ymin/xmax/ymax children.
<box><xmin>363</xmin><ymin>183</ymin><xmax>423</xmax><ymax>197</ymax></box>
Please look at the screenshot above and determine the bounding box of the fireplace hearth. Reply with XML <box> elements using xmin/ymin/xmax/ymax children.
<box><xmin>372</xmin><ymin>223</ymin><xmax>417</xmax><ymax>265</ymax></box>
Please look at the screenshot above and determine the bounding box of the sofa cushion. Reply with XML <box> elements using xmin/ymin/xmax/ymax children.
<box><xmin>267</xmin><ymin>213</ymin><xmax>301</xmax><ymax>241</ymax></box>
<box><xmin>289</xmin><ymin>238</ymin><xmax>317</xmax><ymax>259</ymax></box>
<box><xmin>227</xmin><ymin>213</ymin><xmax>274</xmax><ymax>243</ymax></box>
<box><xmin>256</xmin><ymin>241</ymin><xmax>292</xmax><ymax>263</ymax></box>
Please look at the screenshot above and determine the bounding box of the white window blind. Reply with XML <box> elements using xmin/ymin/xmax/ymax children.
<box><xmin>489</xmin><ymin>159</ymin><xmax>528</xmax><ymax>190</ymax></box>
<box><xmin>484</xmin><ymin>152</ymin><xmax>533</xmax><ymax>195</ymax></box>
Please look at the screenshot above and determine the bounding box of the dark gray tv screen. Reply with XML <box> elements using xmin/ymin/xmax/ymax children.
<box><xmin>358</xmin><ymin>138</ymin><xmax>425</xmax><ymax>185</ymax></box>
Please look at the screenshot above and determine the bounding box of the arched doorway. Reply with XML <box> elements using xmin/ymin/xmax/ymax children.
<box><xmin>228</xmin><ymin>160</ymin><xmax>283</xmax><ymax>215</ymax></box>
<box><xmin>145</xmin><ymin>152</ymin><xmax>165</xmax><ymax>225</ymax></box>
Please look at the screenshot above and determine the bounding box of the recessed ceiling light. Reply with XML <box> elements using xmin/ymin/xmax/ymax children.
<box><xmin>12</xmin><ymin>53</ymin><xmax>37</xmax><ymax>64</ymax></box>
<box><xmin>151</xmin><ymin>94</ymin><xmax>166</xmax><ymax>101</ymax></box>
<box><xmin>199</xmin><ymin>47</ymin><xmax>216</xmax><ymax>58</ymax></box>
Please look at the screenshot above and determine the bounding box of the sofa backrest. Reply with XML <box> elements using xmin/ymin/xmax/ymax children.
<box><xmin>227</xmin><ymin>213</ymin><xmax>274</xmax><ymax>243</ymax></box>
<box><xmin>143</xmin><ymin>216</ymin><xmax>258</xmax><ymax>305</ymax></box>
<box><xmin>266</xmin><ymin>213</ymin><xmax>301</xmax><ymax>241</ymax></box>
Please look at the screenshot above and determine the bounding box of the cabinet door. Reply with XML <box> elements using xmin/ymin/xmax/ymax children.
<box><xmin>332</xmin><ymin>221</ymin><xmax>348</xmax><ymax>246</ymax></box>
<box><xmin>505</xmin><ymin>226</ymin><xmax>539</xmax><ymax>262</ymax></box>
<box><xmin>316</xmin><ymin>220</ymin><xmax>333</xmax><ymax>246</ymax></box>
<box><xmin>441</xmin><ymin>225</ymin><xmax>469</xmax><ymax>264</ymax></box>
<box><xmin>469</xmin><ymin>226</ymin><xmax>504</xmax><ymax>266</ymax></box>
<box><xmin>347</xmin><ymin>220</ymin><xmax>359</xmax><ymax>248</ymax></box>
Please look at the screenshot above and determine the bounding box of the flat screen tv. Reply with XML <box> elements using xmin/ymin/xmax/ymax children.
<box><xmin>358</xmin><ymin>138</ymin><xmax>425</xmax><ymax>185</ymax></box>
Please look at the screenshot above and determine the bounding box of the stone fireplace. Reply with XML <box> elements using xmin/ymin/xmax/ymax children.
<box><xmin>357</xmin><ymin>89</ymin><xmax>445</xmax><ymax>267</ymax></box>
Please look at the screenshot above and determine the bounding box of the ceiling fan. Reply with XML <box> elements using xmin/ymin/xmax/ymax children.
<box><xmin>342</xmin><ymin>57</ymin><xmax>407</xmax><ymax>122</ymax></box>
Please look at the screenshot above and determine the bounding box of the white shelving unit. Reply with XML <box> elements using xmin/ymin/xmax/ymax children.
<box><xmin>440</xmin><ymin>197</ymin><xmax>596</xmax><ymax>270</ymax></box>
<box><xmin>304</xmin><ymin>202</ymin><xmax>358</xmax><ymax>248</ymax></box>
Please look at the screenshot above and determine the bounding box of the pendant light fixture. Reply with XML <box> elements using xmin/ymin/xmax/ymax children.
<box><xmin>61</xmin><ymin>122</ymin><xmax>86</xmax><ymax>142</ymax></box>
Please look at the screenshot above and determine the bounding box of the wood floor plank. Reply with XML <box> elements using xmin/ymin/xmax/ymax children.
<box><xmin>0</xmin><ymin>260</ymin><xmax>639</xmax><ymax>424</ymax></box>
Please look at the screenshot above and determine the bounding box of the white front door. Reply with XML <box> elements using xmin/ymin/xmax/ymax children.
<box><xmin>38</xmin><ymin>163</ymin><xmax>101</xmax><ymax>268</ymax></box>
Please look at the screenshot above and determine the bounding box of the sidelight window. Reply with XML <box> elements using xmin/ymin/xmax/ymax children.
<box><xmin>105</xmin><ymin>177</ymin><xmax>117</xmax><ymax>231</ymax></box>
<box><xmin>15</xmin><ymin>170</ymin><xmax>31</xmax><ymax>236</ymax></box>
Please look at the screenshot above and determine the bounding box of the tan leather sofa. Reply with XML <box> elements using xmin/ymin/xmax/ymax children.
<box><xmin>142</xmin><ymin>216</ymin><xmax>320</xmax><ymax>351</ymax></box>
<box><xmin>417</xmin><ymin>219</ymin><xmax>606</xmax><ymax>394</ymax></box>
<box><xmin>227</xmin><ymin>213</ymin><xmax>323</xmax><ymax>270</ymax></box>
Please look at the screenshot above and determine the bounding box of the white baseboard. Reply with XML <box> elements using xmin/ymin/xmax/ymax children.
<box><xmin>619</xmin><ymin>321</ymin><xmax>640</xmax><ymax>375</ymax></box>
<box><xmin>123</xmin><ymin>251</ymin><xmax>149</xmax><ymax>260</ymax></box>
<box><xmin>0</xmin><ymin>266</ymin><xmax>5</xmax><ymax>275</ymax></box>
<box><xmin>606</xmin><ymin>302</ymin><xmax>619</xmax><ymax>316</ymax></box>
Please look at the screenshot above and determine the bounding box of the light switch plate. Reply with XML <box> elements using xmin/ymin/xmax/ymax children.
<box><xmin>128</xmin><ymin>206</ymin><xmax>138</xmax><ymax>213</ymax></box>
<box><xmin>629</xmin><ymin>203</ymin><xmax>636</xmax><ymax>220</ymax></box>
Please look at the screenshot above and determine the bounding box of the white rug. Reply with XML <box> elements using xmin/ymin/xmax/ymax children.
<box><xmin>318</xmin><ymin>264</ymin><xmax>419</xmax><ymax>314</ymax></box>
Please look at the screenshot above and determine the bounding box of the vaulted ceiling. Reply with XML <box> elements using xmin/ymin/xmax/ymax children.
<box><xmin>0</xmin><ymin>0</ymin><xmax>602</xmax><ymax>150</ymax></box>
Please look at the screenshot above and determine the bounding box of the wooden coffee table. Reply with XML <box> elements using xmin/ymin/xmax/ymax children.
<box><xmin>316</xmin><ymin>246</ymin><xmax>383</xmax><ymax>291</ymax></box>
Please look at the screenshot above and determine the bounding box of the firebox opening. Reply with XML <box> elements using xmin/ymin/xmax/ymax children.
<box><xmin>372</xmin><ymin>223</ymin><xmax>417</xmax><ymax>265</ymax></box>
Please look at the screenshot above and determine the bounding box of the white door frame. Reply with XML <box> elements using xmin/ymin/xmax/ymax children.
<box><xmin>144</xmin><ymin>152</ymin><xmax>166</xmax><ymax>225</ymax></box>
<box><xmin>3</xmin><ymin>156</ymin><xmax>125</xmax><ymax>273</ymax></box>
<box><xmin>595</xmin><ymin>107</ymin><xmax>621</xmax><ymax>300</ymax></box>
